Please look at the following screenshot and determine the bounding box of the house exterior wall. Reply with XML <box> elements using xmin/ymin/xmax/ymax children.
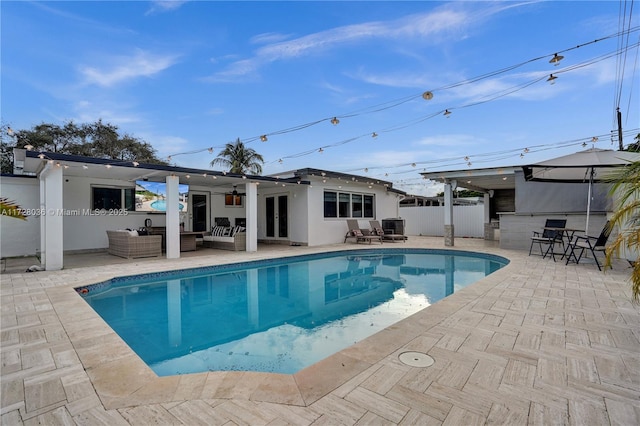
<box><xmin>305</xmin><ymin>178</ymin><xmax>402</xmax><ymax>246</ymax></box>
<box><xmin>0</xmin><ymin>176</ymin><xmax>40</xmax><ymax>257</ymax></box>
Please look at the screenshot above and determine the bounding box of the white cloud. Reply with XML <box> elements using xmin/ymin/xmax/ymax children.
<box><xmin>206</xmin><ymin>4</ymin><xmax>479</xmax><ymax>81</ymax></box>
<box><xmin>79</xmin><ymin>49</ymin><xmax>179</xmax><ymax>87</ymax></box>
<box><xmin>146</xmin><ymin>1</ymin><xmax>189</xmax><ymax>16</ymax></box>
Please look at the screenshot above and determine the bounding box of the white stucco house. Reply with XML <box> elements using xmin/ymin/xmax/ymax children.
<box><xmin>1</xmin><ymin>150</ymin><xmax>406</xmax><ymax>270</ymax></box>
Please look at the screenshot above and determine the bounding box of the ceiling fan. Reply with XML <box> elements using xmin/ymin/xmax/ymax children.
<box><xmin>230</xmin><ymin>185</ymin><xmax>246</xmax><ymax>196</ymax></box>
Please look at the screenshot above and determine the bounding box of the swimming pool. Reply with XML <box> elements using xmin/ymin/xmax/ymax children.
<box><xmin>77</xmin><ymin>249</ymin><xmax>507</xmax><ymax>375</ymax></box>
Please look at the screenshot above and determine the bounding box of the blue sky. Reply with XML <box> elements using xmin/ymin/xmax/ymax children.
<box><xmin>2</xmin><ymin>1</ymin><xmax>639</xmax><ymax>196</ymax></box>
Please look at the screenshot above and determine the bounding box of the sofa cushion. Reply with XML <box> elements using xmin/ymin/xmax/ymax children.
<box><xmin>211</xmin><ymin>226</ymin><xmax>226</xmax><ymax>236</ymax></box>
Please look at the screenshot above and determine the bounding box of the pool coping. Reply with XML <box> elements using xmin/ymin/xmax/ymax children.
<box><xmin>47</xmin><ymin>247</ymin><xmax>515</xmax><ymax>410</ymax></box>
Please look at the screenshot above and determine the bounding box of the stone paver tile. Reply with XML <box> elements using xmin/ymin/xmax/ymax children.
<box><xmin>1</xmin><ymin>377</ymin><xmax>24</xmax><ymax>412</ymax></box>
<box><xmin>487</xmin><ymin>332</ymin><xmax>516</xmax><ymax>351</ymax></box>
<box><xmin>502</xmin><ymin>358</ymin><xmax>536</xmax><ymax>387</ymax></box>
<box><xmin>354</xmin><ymin>410</ymin><xmax>395</xmax><ymax>425</ymax></box>
<box><xmin>361</xmin><ymin>364</ymin><xmax>407</xmax><ymax>395</ymax></box>
<box><xmin>23</xmin><ymin>406</ymin><xmax>73</xmax><ymax>426</ymax></box>
<box><xmin>1</xmin><ymin>347</ymin><xmax>21</xmax><ymax>375</ymax></box>
<box><xmin>72</xmin><ymin>406</ymin><xmax>130</xmax><ymax>426</ymax></box>
<box><xmin>609</xmin><ymin>328</ymin><xmax>640</xmax><ymax>351</ymax></box>
<box><xmin>528</xmin><ymin>402</ymin><xmax>568</xmax><ymax>426</ymax></box>
<box><xmin>257</xmin><ymin>401</ymin><xmax>320</xmax><ymax>425</ymax></box>
<box><xmin>166</xmin><ymin>400</ymin><xmax>230</xmax><ymax>425</ymax></box>
<box><xmin>568</xmin><ymin>399</ymin><xmax>609</xmax><ymax>426</ymax></box>
<box><xmin>397</xmin><ymin>408</ymin><xmax>441</xmax><ymax>425</ymax></box>
<box><xmin>310</xmin><ymin>393</ymin><xmax>366</xmax><ymax>424</ymax></box>
<box><xmin>567</xmin><ymin>356</ymin><xmax>599</xmax><ymax>383</ymax></box>
<box><xmin>435</xmin><ymin>358</ymin><xmax>476</xmax><ymax>390</ymax></box>
<box><xmin>424</xmin><ymin>381</ymin><xmax>492</xmax><ymax>418</ymax></box>
<box><xmin>540</xmin><ymin>329</ymin><xmax>565</xmax><ymax>351</ymax></box>
<box><xmin>21</xmin><ymin>347</ymin><xmax>55</xmax><ymax>371</ymax></box>
<box><xmin>594</xmin><ymin>355</ymin><xmax>637</xmax><ymax>391</ymax></box>
<box><xmin>459</xmin><ymin>328</ymin><xmax>493</xmax><ymax>352</ymax></box>
<box><xmin>24</xmin><ymin>377</ymin><xmax>65</xmax><ymax>413</ymax></box>
<box><xmin>442</xmin><ymin>405</ymin><xmax>485</xmax><ymax>426</ymax></box>
<box><xmin>119</xmin><ymin>404</ymin><xmax>181</xmax><ymax>425</ymax></box>
<box><xmin>536</xmin><ymin>358</ymin><xmax>567</xmax><ymax>387</ymax></box>
<box><xmin>172</xmin><ymin>373</ymin><xmax>206</xmax><ymax>401</ymax></box>
<box><xmin>466</xmin><ymin>358</ymin><xmax>505</xmax><ymax>390</ymax></box>
<box><xmin>605</xmin><ymin>397</ymin><xmax>640</xmax><ymax>426</ymax></box>
<box><xmin>486</xmin><ymin>402</ymin><xmax>529</xmax><ymax>425</ymax></box>
<box><xmin>251</xmin><ymin>372</ymin><xmax>305</xmax><ymax>406</ymax></box>
<box><xmin>65</xmin><ymin>394</ymin><xmax>103</xmax><ymax>417</ymax></box>
<box><xmin>0</xmin><ymin>409</ymin><xmax>23</xmax><ymax>426</ymax></box>
<box><xmin>386</xmin><ymin>384</ymin><xmax>451</xmax><ymax>421</ymax></box>
<box><xmin>211</xmin><ymin>399</ymin><xmax>276</xmax><ymax>425</ymax></box>
<box><xmin>345</xmin><ymin>386</ymin><xmax>409</xmax><ymax>424</ymax></box>
<box><xmin>514</xmin><ymin>331</ymin><xmax>542</xmax><ymax>352</ymax></box>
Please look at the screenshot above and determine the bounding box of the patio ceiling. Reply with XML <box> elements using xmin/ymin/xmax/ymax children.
<box><xmin>419</xmin><ymin>166</ymin><xmax>518</xmax><ymax>193</ymax></box>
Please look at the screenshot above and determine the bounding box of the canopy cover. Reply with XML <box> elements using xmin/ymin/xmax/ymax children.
<box><xmin>522</xmin><ymin>148</ymin><xmax>640</xmax><ymax>183</ymax></box>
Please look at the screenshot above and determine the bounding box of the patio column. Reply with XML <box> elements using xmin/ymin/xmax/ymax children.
<box><xmin>443</xmin><ymin>180</ymin><xmax>455</xmax><ymax>247</ymax></box>
<box><xmin>483</xmin><ymin>191</ymin><xmax>494</xmax><ymax>241</ymax></box>
<box><xmin>245</xmin><ymin>182</ymin><xmax>258</xmax><ymax>252</ymax></box>
<box><xmin>166</xmin><ymin>175</ymin><xmax>180</xmax><ymax>259</ymax></box>
<box><xmin>40</xmin><ymin>162</ymin><xmax>63</xmax><ymax>270</ymax></box>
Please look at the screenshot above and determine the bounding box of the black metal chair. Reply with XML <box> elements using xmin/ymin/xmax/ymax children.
<box><xmin>565</xmin><ymin>221</ymin><xmax>612</xmax><ymax>271</ymax></box>
<box><xmin>529</xmin><ymin>219</ymin><xmax>567</xmax><ymax>261</ymax></box>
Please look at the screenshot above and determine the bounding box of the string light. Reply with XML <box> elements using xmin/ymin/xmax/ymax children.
<box><xmin>372</xmin><ymin>132</ymin><xmax>378</xmax><ymax>138</ymax></box>
<box><xmin>549</xmin><ymin>53</ymin><xmax>564</xmax><ymax>65</ymax></box>
<box><xmin>330</xmin><ymin>117</ymin><xmax>340</xmax><ymax>125</ymax></box>
<box><xmin>547</xmin><ymin>74</ymin><xmax>557</xmax><ymax>84</ymax></box>
<box><xmin>208</xmin><ymin>147</ymin><xmax>214</xmax><ymax>153</ymax></box>
<box><xmin>443</xmin><ymin>109</ymin><xmax>452</xmax><ymax>117</ymax></box>
<box><xmin>260</xmin><ymin>135</ymin><xmax>268</xmax><ymax>142</ymax></box>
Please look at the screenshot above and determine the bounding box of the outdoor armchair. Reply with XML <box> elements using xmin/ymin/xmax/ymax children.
<box><xmin>529</xmin><ymin>219</ymin><xmax>567</xmax><ymax>261</ymax></box>
<box><xmin>565</xmin><ymin>221</ymin><xmax>612</xmax><ymax>271</ymax></box>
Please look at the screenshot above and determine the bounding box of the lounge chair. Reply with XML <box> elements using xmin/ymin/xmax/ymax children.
<box><xmin>369</xmin><ymin>220</ymin><xmax>406</xmax><ymax>242</ymax></box>
<box><xmin>565</xmin><ymin>221</ymin><xmax>612</xmax><ymax>271</ymax></box>
<box><xmin>529</xmin><ymin>219</ymin><xmax>567</xmax><ymax>261</ymax></box>
<box><xmin>344</xmin><ymin>219</ymin><xmax>382</xmax><ymax>244</ymax></box>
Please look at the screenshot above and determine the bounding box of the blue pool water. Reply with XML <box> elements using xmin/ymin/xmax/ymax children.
<box><xmin>150</xmin><ymin>200</ymin><xmax>185</xmax><ymax>211</ymax></box>
<box><xmin>78</xmin><ymin>249</ymin><xmax>507</xmax><ymax>375</ymax></box>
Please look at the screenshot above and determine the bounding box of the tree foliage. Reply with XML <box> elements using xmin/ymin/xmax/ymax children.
<box><xmin>210</xmin><ymin>138</ymin><xmax>264</xmax><ymax>175</ymax></box>
<box><xmin>1</xmin><ymin>120</ymin><xmax>167</xmax><ymax>173</ymax></box>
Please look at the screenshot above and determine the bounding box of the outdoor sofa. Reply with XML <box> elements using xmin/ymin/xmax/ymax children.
<box><xmin>106</xmin><ymin>230</ymin><xmax>162</xmax><ymax>259</ymax></box>
<box><xmin>202</xmin><ymin>225</ymin><xmax>246</xmax><ymax>251</ymax></box>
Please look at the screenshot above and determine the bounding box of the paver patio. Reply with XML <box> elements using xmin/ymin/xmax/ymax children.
<box><xmin>1</xmin><ymin>237</ymin><xmax>639</xmax><ymax>425</ymax></box>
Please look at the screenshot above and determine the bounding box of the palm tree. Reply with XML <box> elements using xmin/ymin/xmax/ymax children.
<box><xmin>605</xmin><ymin>153</ymin><xmax>640</xmax><ymax>302</ymax></box>
<box><xmin>210</xmin><ymin>138</ymin><xmax>264</xmax><ymax>175</ymax></box>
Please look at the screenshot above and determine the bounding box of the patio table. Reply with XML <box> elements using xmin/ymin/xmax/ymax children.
<box><xmin>543</xmin><ymin>227</ymin><xmax>584</xmax><ymax>260</ymax></box>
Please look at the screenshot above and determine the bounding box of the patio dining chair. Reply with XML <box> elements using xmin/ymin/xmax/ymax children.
<box><xmin>565</xmin><ymin>221</ymin><xmax>612</xmax><ymax>271</ymax></box>
<box><xmin>529</xmin><ymin>219</ymin><xmax>567</xmax><ymax>261</ymax></box>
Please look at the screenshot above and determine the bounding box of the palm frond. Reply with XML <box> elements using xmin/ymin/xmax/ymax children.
<box><xmin>0</xmin><ymin>197</ymin><xmax>27</xmax><ymax>220</ymax></box>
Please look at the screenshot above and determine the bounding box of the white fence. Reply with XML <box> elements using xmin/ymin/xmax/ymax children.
<box><xmin>399</xmin><ymin>205</ymin><xmax>485</xmax><ymax>238</ymax></box>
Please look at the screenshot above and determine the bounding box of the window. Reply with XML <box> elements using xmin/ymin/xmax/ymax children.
<box><xmin>324</xmin><ymin>192</ymin><xmax>337</xmax><ymax>217</ymax></box>
<box><xmin>225</xmin><ymin>194</ymin><xmax>243</xmax><ymax>206</ymax></box>
<box><xmin>324</xmin><ymin>191</ymin><xmax>375</xmax><ymax>219</ymax></box>
<box><xmin>92</xmin><ymin>187</ymin><xmax>135</xmax><ymax>211</ymax></box>
<box><xmin>338</xmin><ymin>193</ymin><xmax>351</xmax><ymax>218</ymax></box>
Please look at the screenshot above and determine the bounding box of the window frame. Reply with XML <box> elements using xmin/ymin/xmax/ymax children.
<box><xmin>91</xmin><ymin>186</ymin><xmax>136</xmax><ymax>211</ymax></box>
<box><xmin>323</xmin><ymin>190</ymin><xmax>375</xmax><ymax>219</ymax></box>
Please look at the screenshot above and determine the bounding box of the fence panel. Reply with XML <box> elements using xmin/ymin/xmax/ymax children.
<box><xmin>400</xmin><ymin>205</ymin><xmax>484</xmax><ymax>238</ymax></box>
